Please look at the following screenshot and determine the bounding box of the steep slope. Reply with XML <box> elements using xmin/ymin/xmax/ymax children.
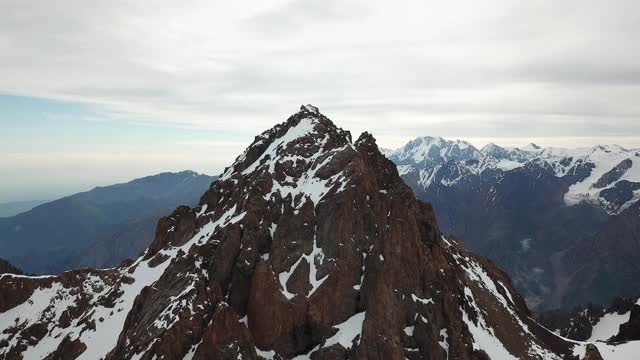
<box><xmin>0</xmin><ymin>171</ymin><xmax>216</xmax><ymax>274</ymax></box>
<box><xmin>0</xmin><ymin>105</ymin><xmax>576</xmax><ymax>360</ymax></box>
<box><xmin>387</xmin><ymin>138</ymin><xmax>640</xmax><ymax>310</ymax></box>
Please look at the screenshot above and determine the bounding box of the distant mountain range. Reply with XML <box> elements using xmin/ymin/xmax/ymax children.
<box><xmin>386</xmin><ymin>136</ymin><xmax>640</xmax><ymax>310</ymax></box>
<box><xmin>0</xmin><ymin>171</ymin><xmax>216</xmax><ymax>274</ymax></box>
<box><xmin>0</xmin><ymin>199</ymin><xmax>49</xmax><ymax>217</ymax></box>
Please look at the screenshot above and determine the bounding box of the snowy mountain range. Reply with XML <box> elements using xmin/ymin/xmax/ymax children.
<box><xmin>386</xmin><ymin>136</ymin><xmax>640</xmax><ymax>310</ymax></box>
<box><xmin>2</xmin><ymin>105</ymin><xmax>631</xmax><ymax>360</ymax></box>
<box><xmin>388</xmin><ymin>136</ymin><xmax>640</xmax><ymax>215</ymax></box>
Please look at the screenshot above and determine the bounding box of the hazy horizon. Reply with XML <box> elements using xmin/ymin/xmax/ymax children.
<box><xmin>3</xmin><ymin>126</ymin><xmax>639</xmax><ymax>203</ymax></box>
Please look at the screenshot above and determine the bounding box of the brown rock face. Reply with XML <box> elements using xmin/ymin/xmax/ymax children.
<box><xmin>581</xmin><ymin>344</ymin><xmax>604</xmax><ymax>360</ymax></box>
<box><xmin>0</xmin><ymin>105</ymin><xmax>576</xmax><ymax>359</ymax></box>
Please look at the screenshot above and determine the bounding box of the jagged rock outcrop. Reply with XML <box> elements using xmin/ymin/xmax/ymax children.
<box><xmin>0</xmin><ymin>106</ymin><xmax>581</xmax><ymax>359</ymax></box>
<box><xmin>581</xmin><ymin>344</ymin><xmax>604</xmax><ymax>360</ymax></box>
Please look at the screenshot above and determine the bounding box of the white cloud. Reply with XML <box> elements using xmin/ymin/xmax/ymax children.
<box><xmin>1</xmin><ymin>0</ymin><xmax>639</xmax><ymax>200</ymax></box>
<box><xmin>1</xmin><ymin>1</ymin><xmax>639</xmax><ymax>132</ymax></box>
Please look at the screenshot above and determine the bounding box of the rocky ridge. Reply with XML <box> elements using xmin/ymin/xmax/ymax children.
<box><xmin>0</xmin><ymin>105</ymin><xmax>610</xmax><ymax>359</ymax></box>
<box><xmin>388</xmin><ymin>137</ymin><xmax>640</xmax><ymax>215</ymax></box>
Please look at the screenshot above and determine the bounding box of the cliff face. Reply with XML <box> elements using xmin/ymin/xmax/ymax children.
<box><xmin>0</xmin><ymin>105</ymin><xmax>574</xmax><ymax>360</ymax></box>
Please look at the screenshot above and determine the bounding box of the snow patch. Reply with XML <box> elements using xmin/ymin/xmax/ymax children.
<box><xmin>278</xmin><ymin>228</ymin><xmax>329</xmax><ymax>299</ymax></box>
<box><xmin>256</xmin><ymin>348</ymin><xmax>276</xmax><ymax>359</ymax></box>
<box><xmin>461</xmin><ymin>288</ymin><xmax>518</xmax><ymax>360</ymax></box>
<box><xmin>586</xmin><ymin>311</ymin><xmax>631</xmax><ymax>342</ymax></box>
<box><xmin>411</xmin><ymin>294</ymin><xmax>434</xmax><ymax>305</ymax></box>
<box><xmin>196</xmin><ymin>204</ymin><xmax>208</xmax><ymax>217</ymax></box>
<box><xmin>403</xmin><ymin>325</ymin><xmax>414</xmax><ymax>336</ymax></box>
<box><xmin>495</xmin><ymin>159</ymin><xmax>525</xmax><ymax>171</ymax></box>
<box><xmin>439</xmin><ymin>328</ymin><xmax>449</xmax><ymax>359</ymax></box>
<box><xmin>396</xmin><ymin>165</ymin><xmax>414</xmax><ymax>176</ymax></box>
<box><xmin>323</xmin><ymin>312</ymin><xmax>366</xmax><ymax>349</ymax></box>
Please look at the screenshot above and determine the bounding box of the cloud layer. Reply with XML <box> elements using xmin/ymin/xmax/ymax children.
<box><xmin>1</xmin><ymin>0</ymin><xmax>639</xmax><ymax>200</ymax></box>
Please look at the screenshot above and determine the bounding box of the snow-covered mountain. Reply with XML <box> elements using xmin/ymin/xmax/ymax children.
<box><xmin>387</xmin><ymin>137</ymin><xmax>640</xmax><ymax>311</ymax></box>
<box><xmin>388</xmin><ymin>138</ymin><xmax>640</xmax><ymax>214</ymax></box>
<box><xmin>0</xmin><ymin>105</ymin><xmax>618</xmax><ymax>359</ymax></box>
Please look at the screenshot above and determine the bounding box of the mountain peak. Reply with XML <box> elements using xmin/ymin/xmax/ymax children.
<box><xmin>355</xmin><ymin>130</ymin><xmax>377</xmax><ymax>146</ymax></box>
<box><xmin>416</xmin><ymin>135</ymin><xmax>445</xmax><ymax>144</ymax></box>
<box><xmin>220</xmin><ymin>105</ymin><xmax>352</xmax><ymax>183</ymax></box>
<box><xmin>480</xmin><ymin>142</ymin><xmax>503</xmax><ymax>153</ymax></box>
<box><xmin>299</xmin><ymin>103</ymin><xmax>320</xmax><ymax>115</ymax></box>
<box><xmin>389</xmin><ymin>136</ymin><xmax>480</xmax><ymax>165</ymax></box>
<box><xmin>522</xmin><ymin>142</ymin><xmax>542</xmax><ymax>151</ymax></box>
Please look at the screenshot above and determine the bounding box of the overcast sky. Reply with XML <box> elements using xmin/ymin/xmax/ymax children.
<box><xmin>1</xmin><ymin>0</ymin><xmax>639</xmax><ymax>202</ymax></box>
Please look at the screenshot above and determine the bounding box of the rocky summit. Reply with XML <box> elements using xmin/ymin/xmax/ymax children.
<box><xmin>0</xmin><ymin>105</ymin><xmax>616</xmax><ymax>359</ymax></box>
